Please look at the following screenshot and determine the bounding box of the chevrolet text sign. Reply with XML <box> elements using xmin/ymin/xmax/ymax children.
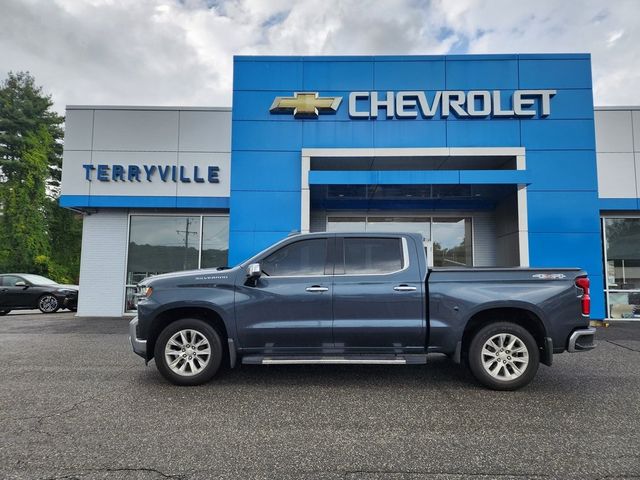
<box><xmin>270</xmin><ymin>90</ymin><xmax>557</xmax><ymax>119</ymax></box>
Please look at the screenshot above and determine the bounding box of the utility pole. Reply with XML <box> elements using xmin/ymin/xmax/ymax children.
<box><xmin>177</xmin><ymin>218</ymin><xmax>198</xmax><ymax>270</ymax></box>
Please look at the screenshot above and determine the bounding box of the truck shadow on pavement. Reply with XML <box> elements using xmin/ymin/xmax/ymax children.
<box><xmin>134</xmin><ymin>355</ymin><xmax>485</xmax><ymax>391</ymax></box>
<box><xmin>132</xmin><ymin>348</ymin><xmax>610</xmax><ymax>398</ymax></box>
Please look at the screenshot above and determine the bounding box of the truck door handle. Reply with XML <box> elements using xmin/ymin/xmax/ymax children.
<box><xmin>394</xmin><ymin>285</ymin><xmax>417</xmax><ymax>292</ymax></box>
<box><xmin>306</xmin><ymin>286</ymin><xmax>329</xmax><ymax>292</ymax></box>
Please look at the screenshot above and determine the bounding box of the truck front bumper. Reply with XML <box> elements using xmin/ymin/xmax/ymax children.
<box><xmin>567</xmin><ymin>327</ymin><xmax>596</xmax><ymax>352</ymax></box>
<box><xmin>129</xmin><ymin>316</ymin><xmax>147</xmax><ymax>358</ymax></box>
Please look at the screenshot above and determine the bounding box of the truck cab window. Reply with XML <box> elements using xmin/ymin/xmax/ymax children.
<box><xmin>261</xmin><ymin>239</ymin><xmax>327</xmax><ymax>277</ymax></box>
<box><xmin>343</xmin><ymin>238</ymin><xmax>404</xmax><ymax>274</ymax></box>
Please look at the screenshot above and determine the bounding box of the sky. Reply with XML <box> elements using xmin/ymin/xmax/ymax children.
<box><xmin>1</xmin><ymin>0</ymin><xmax>639</xmax><ymax>113</ymax></box>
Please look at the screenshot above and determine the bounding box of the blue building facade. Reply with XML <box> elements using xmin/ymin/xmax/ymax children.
<box><xmin>229</xmin><ymin>54</ymin><xmax>604</xmax><ymax>318</ymax></box>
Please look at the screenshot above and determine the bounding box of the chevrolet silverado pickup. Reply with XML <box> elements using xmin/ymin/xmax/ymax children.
<box><xmin>129</xmin><ymin>232</ymin><xmax>596</xmax><ymax>390</ymax></box>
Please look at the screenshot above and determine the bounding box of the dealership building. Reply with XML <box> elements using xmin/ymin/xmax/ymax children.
<box><xmin>59</xmin><ymin>54</ymin><xmax>640</xmax><ymax>321</ymax></box>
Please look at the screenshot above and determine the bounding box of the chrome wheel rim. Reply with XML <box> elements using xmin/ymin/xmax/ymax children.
<box><xmin>164</xmin><ymin>329</ymin><xmax>211</xmax><ymax>377</ymax></box>
<box><xmin>39</xmin><ymin>295</ymin><xmax>58</xmax><ymax>313</ymax></box>
<box><xmin>481</xmin><ymin>333</ymin><xmax>529</xmax><ymax>381</ymax></box>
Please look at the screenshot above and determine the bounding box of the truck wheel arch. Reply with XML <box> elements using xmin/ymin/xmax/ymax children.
<box><xmin>147</xmin><ymin>306</ymin><xmax>230</xmax><ymax>362</ymax></box>
<box><xmin>460</xmin><ymin>306</ymin><xmax>548</xmax><ymax>363</ymax></box>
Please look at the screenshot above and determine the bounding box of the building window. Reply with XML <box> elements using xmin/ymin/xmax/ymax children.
<box><xmin>603</xmin><ymin>217</ymin><xmax>640</xmax><ymax>319</ymax></box>
<box><xmin>201</xmin><ymin>216</ymin><xmax>230</xmax><ymax>269</ymax></box>
<box><xmin>125</xmin><ymin>214</ymin><xmax>228</xmax><ymax>312</ymax></box>
<box><xmin>326</xmin><ymin>215</ymin><xmax>473</xmax><ymax>267</ymax></box>
<box><xmin>432</xmin><ymin>217</ymin><xmax>473</xmax><ymax>268</ymax></box>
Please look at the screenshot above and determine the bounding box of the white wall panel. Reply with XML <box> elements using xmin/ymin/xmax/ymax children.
<box><xmin>595</xmin><ymin>108</ymin><xmax>640</xmax><ymax>200</ymax></box>
<box><xmin>597</xmin><ymin>153</ymin><xmax>637</xmax><ymax>198</ymax></box>
<box><xmin>77</xmin><ymin>211</ymin><xmax>128</xmax><ymax>317</ymax></box>
<box><xmin>633</xmin><ymin>111</ymin><xmax>640</xmax><ymax>152</ymax></box>
<box><xmin>179</xmin><ymin>110</ymin><xmax>231</xmax><ymax>152</ymax></box>
<box><xmin>595</xmin><ymin>110</ymin><xmax>634</xmax><ymax>152</ymax></box>
<box><xmin>92</xmin><ymin>110</ymin><xmax>179</xmax><ymax>151</ymax></box>
<box><xmin>64</xmin><ymin>109</ymin><xmax>94</xmax><ymax>151</ymax></box>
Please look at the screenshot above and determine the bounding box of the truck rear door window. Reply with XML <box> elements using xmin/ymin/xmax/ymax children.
<box><xmin>261</xmin><ymin>239</ymin><xmax>327</xmax><ymax>276</ymax></box>
<box><xmin>343</xmin><ymin>238</ymin><xmax>404</xmax><ymax>275</ymax></box>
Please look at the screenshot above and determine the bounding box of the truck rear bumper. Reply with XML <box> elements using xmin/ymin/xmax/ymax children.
<box><xmin>567</xmin><ymin>327</ymin><xmax>596</xmax><ymax>352</ymax></box>
<box><xmin>129</xmin><ymin>316</ymin><xmax>147</xmax><ymax>358</ymax></box>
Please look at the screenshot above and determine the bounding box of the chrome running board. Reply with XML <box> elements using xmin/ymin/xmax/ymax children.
<box><xmin>241</xmin><ymin>354</ymin><xmax>427</xmax><ymax>365</ymax></box>
<box><xmin>263</xmin><ymin>358</ymin><xmax>406</xmax><ymax>365</ymax></box>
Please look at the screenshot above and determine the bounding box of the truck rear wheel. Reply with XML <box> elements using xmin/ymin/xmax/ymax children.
<box><xmin>154</xmin><ymin>318</ymin><xmax>223</xmax><ymax>386</ymax></box>
<box><xmin>468</xmin><ymin>322</ymin><xmax>539</xmax><ymax>391</ymax></box>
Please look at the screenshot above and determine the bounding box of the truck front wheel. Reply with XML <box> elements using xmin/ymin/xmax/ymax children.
<box><xmin>468</xmin><ymin>322</ymin><xmax>539</xmax><ymax>391</ymax></box>
<box><xmin>154</xmin><ymin>318</ymin><xmax>223</xmax><ymax>386</ymax></box>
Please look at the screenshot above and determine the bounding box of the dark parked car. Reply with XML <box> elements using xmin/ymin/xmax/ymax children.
<box><xmin>130</xmin><ymin>232</ymin><xmax>595</xmax><ymax>391</ymax></box>
<box><xmin>0</xmin><ymin>274</ymin><xmax>78</xmax><ymax>315</ymax></box>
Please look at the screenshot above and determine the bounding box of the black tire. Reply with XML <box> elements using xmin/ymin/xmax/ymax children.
<box><xmin>154</xmin><ymin>318</ymin><xmax>223</xmax><ymax>386</ymax></box>
<box><xmin>38</xmin><ymin>294</ymin><xmax>60</xmax><ymax>314</ymax></box>
<box><xmin>468</xmin><ymin>322</ymin><xmax>539</xmax><ymax>391</ymax></box>
<box><xmin>0</xmin><ymin>310</ymin><xmax>10</xmax><ymax>316</ymax></box>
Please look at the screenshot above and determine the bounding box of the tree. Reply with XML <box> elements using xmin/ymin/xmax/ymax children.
<box><xmin>0</xmin><ymin>128</ymin><xmax>51</xmax><ymax>271</ymax></box>
<box><xmin>0</xmin><ymin>72</ymin><xmax>64</xmax><ymax>191</ymax></box>
<box><xmin>0</xmin><ymin>72</ymin><xmax>82</xmax><ymax>283</ymax></box>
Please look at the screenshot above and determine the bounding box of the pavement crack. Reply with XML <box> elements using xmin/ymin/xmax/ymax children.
<box><xmin>16</xmin><ymin>394</ymin><xmax>100</xmax><ymax>439</ymax></box>
<box><xmin>42</xmin><ymin>467</ymin><xmax>183</xmax><ymax>479</ymax></box>
<box><xmin>605</xmin><ymin>339</ymin><xmax>640</xmax><ymax>352</ymax></box>
<box><xmin>17</xmin><ymin>394</ymin><xmax>99</xmax><ymax>423</ymax></box>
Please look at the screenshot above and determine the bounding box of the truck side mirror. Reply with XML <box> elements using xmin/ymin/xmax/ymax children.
<box><xmin>247</xmin><ymin>263</ymin><xmax>262</xmax><ymax>278</ymax></box>
<box><xmin>245</xmin><ymin>263</ymin><xmax>262</xmax><ymax>287</ymax></box>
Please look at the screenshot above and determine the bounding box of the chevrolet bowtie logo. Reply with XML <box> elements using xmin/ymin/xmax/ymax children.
<box><xmin>269</xmin><ymin>92</ymin><xmax>342</xmax><ymax>118</ymax></box>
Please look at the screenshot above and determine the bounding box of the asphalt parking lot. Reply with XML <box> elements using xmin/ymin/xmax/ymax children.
<box><xmin>0</xmin><ymin>312</ymin><xmax>638</xmax><ymax>480</ymax></box>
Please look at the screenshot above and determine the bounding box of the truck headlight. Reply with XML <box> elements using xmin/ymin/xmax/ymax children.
<box><xmin>138</xmin><ymin>286</ymin><xmax>153</xmax><ymax>298</ymax></box>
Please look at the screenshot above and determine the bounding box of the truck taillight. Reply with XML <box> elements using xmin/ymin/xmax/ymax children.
<box><xmin>575</xmin><ymin>277</ymin><xmax>590</xmax><ymax>316</ymax></box>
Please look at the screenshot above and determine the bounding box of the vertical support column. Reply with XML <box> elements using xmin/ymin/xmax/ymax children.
<box><xmin>301</xmin><ymin>155</ymin><xmax>310</xmax><ymax>233</ymax></box>
<box><xmin>517</xmin><ymin>185</ymin><xmax>530</xmax><ymax>267</ymax></box>
<box><xmin>516</xmin><ymin>154</ymin><xmax>529</xmax><ymax>267</ymax></box>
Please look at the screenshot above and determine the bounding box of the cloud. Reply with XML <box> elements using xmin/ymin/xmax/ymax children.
<box><xmin>0</xmin><ymin>0</ymin><xmax>638</xmax><ymax>112</ymax></box>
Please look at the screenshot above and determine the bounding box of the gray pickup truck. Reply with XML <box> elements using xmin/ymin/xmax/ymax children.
<box><xmin>130</xmin><ymin>232</ymin><xmax>596</xmax><ymax>390</ymax></box>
